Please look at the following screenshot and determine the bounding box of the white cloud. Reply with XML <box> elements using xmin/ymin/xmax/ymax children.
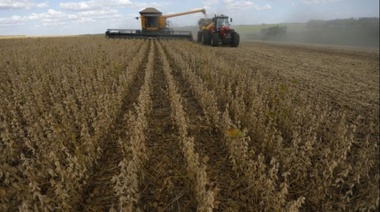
<box><xmin>59</xmin><ymin>1</ymin><xmax>104</xmax><ymax>11</ymax></box>
<box><xmin>59</xmin><ymin>0</ymin><xmax>137</xmax><ymax>11</ymax></box>
<box><xmin>56</xmin><ymin>0</ymin><xmax>164</xmax><ymax>27</ymax></box>
<box><xmin>36</xmin><ymin>2</ymin><xmax>48</xmax><ymax>8</ymax></box>
<box><xmin>136</xmin><ymin>2</ymin><xmax>167</xmax><ymax>10</ymax></box>
<box><xmin>0</xmin><ymin>0</ymin><xmax>137</xmax><ymax>28</ymax></box>
<box><xmin>224</xmin><ymin>0</ymin><xmax>252</xmax><ymax>9</ymax></box>
<box><xmin>77</xmin><ymin>9</ymin><xmax>118</xmax><ymax>17</ymax></box>
<box><xmin>0</xmin><ymin>8</ymin><xmax>118</xmax><ymax>27</ymax></box>
<box><xmin>112</xmin><ymin>0</ymin><xmax>133</xmax><ymax>6</ymax></box>
<box><xmin>76</xmin><ymin>8</ymin><xmax>122</xmax><ymax>23</ymax></box>
<box><xmin>0</xmin><ymin>0</ymin><xmax>48</xmax><ymax>10</ymax></box>
<box><xmin>223</xmin><ymin>0</ymin><xmax>272</xmax><ymax>10</ymax></box>
<box><xmin>36</xmin><ymin>9</ymin><xmax>75</xmax><ymax>26</ymax></box>
<box><xmin>202</xmin><ymin>0</ymin><xmax>219</xmax><ymax>10</ymax></box>
<box><xmin>301</xmin><ymin>0</ymin><xmax>343</xmax><ymax>4</ymax></box>
<box><xmin>0</xmin><ymin>15</ymin><xmax>28</xmax><ymax>26</ymax></box>
<box><xmin>203</xmin><ymin>0</ymin><xmax>219</xmax><ymax>6</ymax></box>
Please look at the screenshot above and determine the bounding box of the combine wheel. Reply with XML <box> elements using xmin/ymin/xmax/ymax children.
<box><xmin>197</xmin><ymin>31</ymin><xmax>202</xmax><ymax>42</ymax></box>
<box><xmin>211</xmin><ymin>33</ymin><xmax>219</xmax><ymax>47</ymax></box>
<box><xmin>202</xmin><ymin>30</ymin><xmax>211</xmax><ymax>45</ymax></box>
<box><xmin>231</xmin><ymin>32</ymin><xmax>240</xmax><ymax>47</ymax></box>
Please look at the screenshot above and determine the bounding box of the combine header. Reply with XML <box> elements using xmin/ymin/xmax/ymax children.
<box><xmin>106</xmin><ymin>7</ymin><xmax>206</xmax><ymax>40</ymax></box>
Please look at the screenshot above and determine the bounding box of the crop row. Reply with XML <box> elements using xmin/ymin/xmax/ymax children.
<box><xmin>111</xmin><ymin>39</ymin><xmax>153</xmax><ymax>210</ymax></box>
<box><xmin>157</xmin><ymin>40</ymin><xmax>215</xmax><ymax>211</ymax></box>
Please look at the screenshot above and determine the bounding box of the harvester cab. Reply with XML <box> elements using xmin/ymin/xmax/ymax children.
<box><xmin>197</xmin><ymin>14</ymin><xmax>240</xmax><ymax>47</ymax></box>
<box><xmin>105</xmin><ymin>7</ymin><xmax>206</xmax><ymax>40</ymax></box>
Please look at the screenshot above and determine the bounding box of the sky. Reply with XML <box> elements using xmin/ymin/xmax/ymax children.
<box><xmin>0</xmin><ymin>0</ymin><xmax>378</xmax><ymax>35</ymax></box>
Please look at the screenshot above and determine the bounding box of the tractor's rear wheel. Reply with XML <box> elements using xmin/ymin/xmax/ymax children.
<box><xmin>202</xmin><ymin>30</ymin><xmax>211</xmax><ymax>45</ymax></box>
<box><xmin>211</xmin><ymin>33</ymin><xmax>219</xmax><ymax>46</ymax></box>
<box><xmin>231</xmin><ymin>32</ymin><xmax>240</xmax><ymax>47</ymax></box>
<box><xmin>197</xmin><ymin>31</ymin><xmax>202</xmax><ymax>43</ymax></box>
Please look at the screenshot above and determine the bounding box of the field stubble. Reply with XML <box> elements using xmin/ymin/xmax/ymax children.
<box><xmin>0</xmin><ymin>37</ymin><xmax>378</xmax><ymax>211</ymax></box>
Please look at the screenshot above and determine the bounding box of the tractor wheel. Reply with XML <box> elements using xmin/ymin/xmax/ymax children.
<box><xmin>231</xmin><ymin>32</ymin><xmax>240</xmax><ymax>47</ymax></box>
<box><xmin>197</xmin><ymin>31</ymin><xmax>202</xmax><ymax>42</ymax></box>
<box><xmin>211</xmin><ymin>33</ymin><xmax>219</xmax><ymax>46</ymax></box>
<box><xmin>202</xmin><ymin>30</ymin><xmax>211</xmax><ymax>45</ymax></box>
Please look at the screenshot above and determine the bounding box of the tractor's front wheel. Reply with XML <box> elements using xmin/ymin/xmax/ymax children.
<box><xmin>231</xmin><ymin>32</ymin><xmax>240</xmax><ymax>47</ymax></box>
<box><xmin>202</xmin><ymin>30</ymin><xmax>211</xmax><ymax>45</ymax></box>
<box><xmin>211</xmin><ymin>33</ymin><xmax>219</xmax><ymax>47</ymax></box>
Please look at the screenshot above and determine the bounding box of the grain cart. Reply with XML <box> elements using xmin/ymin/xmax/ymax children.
<box><xmin>197</xmin><ymin>14</ymin><xmax>240</xmax><ymax>47</ymax></box>
<box><xmin>106</xmin><ymin>7</ymin><xmax>206</xmax><ymax>40</ymax></box>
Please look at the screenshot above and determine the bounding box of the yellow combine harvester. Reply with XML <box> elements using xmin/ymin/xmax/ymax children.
<box><xmin>106</xmin><ymin>7</ymin><xmax>206</xmax><ymax>40</ymax></box>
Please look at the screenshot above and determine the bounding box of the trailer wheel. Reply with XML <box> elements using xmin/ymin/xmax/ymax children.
<box><xmin>231</xmin><ymin>32</ymin><xmax>240</xmax><ymax>47</ymax></box>
<box><xmin>211</xmin><ymin>33</ymin><xmax>219</xmax><ymax>46</ymax></box>
<box><xmin>202</xmin><ymin>30</ymin><xmax>211</xmax><ymax>45</ymax></box>
<box><xmin>197</xmin><ymin>31</ymin><xmax>202</xmax><ymax>42</ymax></box>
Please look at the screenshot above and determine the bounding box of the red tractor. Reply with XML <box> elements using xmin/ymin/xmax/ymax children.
<box><xmin>197</xmin><ymin>15</ymin><xmax>240</xmax><ymax>47</ymax></box>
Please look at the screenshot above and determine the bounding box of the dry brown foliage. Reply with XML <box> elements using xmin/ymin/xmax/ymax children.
<box><xmin>0</xmin><ymin>37</ymin><xmax>378</xmax><ymax>211</ymax></box>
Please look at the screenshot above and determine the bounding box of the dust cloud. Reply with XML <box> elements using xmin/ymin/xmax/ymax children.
<box><xmin>240</xmin><ymin>18</ymin><xmax>380</xmax><ymax>49</ymax></box>
<box><xmin>173</xmin><ymin>17</ymin><xmax>379</xmax><ymax>49</ymax></box>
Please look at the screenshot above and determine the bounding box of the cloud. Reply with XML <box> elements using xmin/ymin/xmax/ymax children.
<box><xmin>0</xmin><ymin>15</ymin><xmax>28</xmax><ymax>26</ymax></box>
<box><xmin>57</xmin><ymin>0</ymin><xmax>166</xmax><ymax>24</ymax></box>
<box><xmin>301</xmin><ymin>0</ymin><xmax>343</xmax><ymax>4</ymax></box>
<box><xmin>203</xmin><ymin>0</ymin><xmax>219</xmax><ymax>6</ymax></box>
<box><xmin>113</xmin><ymin>0</ymin><xmax>134</xmax><ymax>6</ymax></box>
<box><xmin>76</xmin><ymin>9</ymin><xmax>122</xmax><ymax>22</ymax></box>
<box><xmin>202</xmin><ymin>0</ymin><xmax>219</xmax><ymax>11</ymax></box>
<box><xmin>0</xmin><ymin>0</ymin><xmax>48</xmax><ymax>10</ymax></box>
<box><xmin>59</xmin><ymin>0</ymin><xmax>137</xmax><ymax>11</ymax></box>
<box><xmin>253</xmin><ymin>3</ymin><xmax>272</xmax><ymax>10</ymax></box>
<box><xmin>0</xmin><ymin>7</ymin><xmax>122</xmax><ymax>27</ymax></box>
<box><xmin>59</xmin><ymin>1</ymin><xmax>103</xmax><ymax>11</ymax></box>
<box><xmin>223</xmin><ymin>0</ymin><xmax>272</xmax><ymax>11</ymax></box>
<box><xmin>136</xmin><ymin>2</ymin><xmax>168</xmax><ymax>10</ymax></box>
<box><xmin>34</xmin><ymin>9</ymin><xmax>76</xmax><ymax>26</ymax></box>
<box><xmin>0</xmin><ymin>0</ymin><xmax>140</xmax><ymax>29</ymax></box>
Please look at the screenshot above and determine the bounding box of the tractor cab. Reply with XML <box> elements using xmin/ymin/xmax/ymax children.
<box><xmin>213</xmin><ymin>15</ymin><xmax>231</xmax><ymax>30</ymax></box>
